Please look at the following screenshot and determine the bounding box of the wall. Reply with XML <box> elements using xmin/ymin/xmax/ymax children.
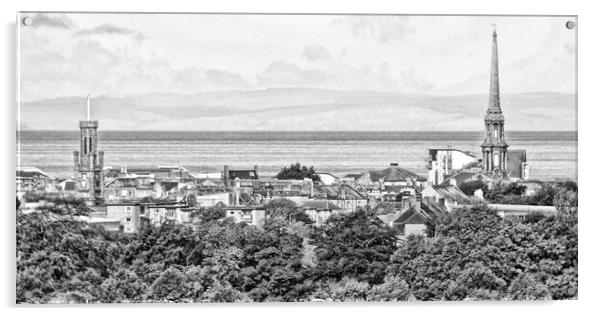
<box><xmin>404</xmin><ymin>223</ymin><xmax>427</xmax><ymax>237</ymax></box>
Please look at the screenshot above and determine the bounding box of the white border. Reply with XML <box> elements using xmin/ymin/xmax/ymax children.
<box><xmin>3</xmin><ymin>1</ymin><xmax>599</xmax><ymax>316</ymax></box>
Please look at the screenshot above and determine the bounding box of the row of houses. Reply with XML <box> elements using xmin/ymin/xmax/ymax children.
<box><xmin>18</xmin><ymin>161</ymin><xmax>558</xmax><ymax>237</ymax></box>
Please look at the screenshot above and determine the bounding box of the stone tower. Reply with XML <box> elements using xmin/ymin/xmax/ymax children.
<box><xmin>481</xmin><ymin>26</ymin><xmax>508</xmax><ymax>177</ymax></box>
<box><xmin>74</xmin><ymin>95</ymin><xmax>104</xmax><ymax>206</ymax></box>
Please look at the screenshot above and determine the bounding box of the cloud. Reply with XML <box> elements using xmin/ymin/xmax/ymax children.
<box><xmin>73</xmin><ymin>23</ymin><xmax>145</xmax><ymax>42</ymax></box>
<box><xmin>301</xmin><ymin>43</ymin><xmax>332</xmax><ymax>62</ymax></box>
<box><xmin>257</xmin><ymin>61</ymin><xmax>325</xmax><ymax>87</ymax></box>
<box><xmin>335</xmin><ymin>16</ymin><xmax>416</xmax><ymax>44</ymax></box>
<box><xmin>31</xmin><ymin>13</ymin><xmax>75</xmax><ymax>29</ymax></box>
<box><xmin>169</xmin><ymin>68</ymin><xmax>252</xmax><ymax>93</ymax></box>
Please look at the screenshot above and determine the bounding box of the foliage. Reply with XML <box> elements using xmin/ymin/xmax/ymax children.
<box><xmin>276</xmin><ymin>162</ymin><xmax>320</xmax><ymax>182</ymax></box>
<box><xmin>484</xmin><ymin>181</ymin><xmax>578</xmax><ymax>208</ymax></box>
<box><xmin>310</xmin><ymin>210</ymin><xmax>397</xmax><ymax>284</ymax></box>
<box><xmin>264</xmin><ymin>198</ymin><xmax>313</xmax><ymax>225</ymax></box>
<box><xmin>16</xmin><ymin>189</ymin><xmax>577</xmax><ymax>303</ymax></box>
<box><xmin>387</xmin><ymin>204</ymin><xmax>577</xmax><ymax>301</ymax></box>
<box><xmin>458</xmin><ymin>180</ymin><xmax>489</xmax><ymax>196</ymax></box>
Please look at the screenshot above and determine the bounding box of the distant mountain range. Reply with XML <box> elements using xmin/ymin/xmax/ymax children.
<box><xmin>18</xmin><ymin>88</ymin><xmax>576</xmax><ymax>131</ymax></box>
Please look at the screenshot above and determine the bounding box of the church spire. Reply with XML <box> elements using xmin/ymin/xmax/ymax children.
<box><xmin>488</xmin><ymin>25</ymin><xmax>501</xmax><ymax>112</ymax></box>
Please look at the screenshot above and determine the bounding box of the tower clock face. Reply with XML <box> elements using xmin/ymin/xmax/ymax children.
<box><xmin>493</xmin><ymin>168</ymin><xmax>501</xmax><ymax>175</ymax></box>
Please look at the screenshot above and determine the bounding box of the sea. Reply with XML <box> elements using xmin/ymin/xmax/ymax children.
<box><xmin>16</xmin><ymin>131</ymin><xmax>578</xmax><ymax>181</ymax></box>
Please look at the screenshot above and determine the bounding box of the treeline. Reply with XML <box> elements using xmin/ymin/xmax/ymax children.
<box><xmin>459</xmin><ymin>180</ymin><xmax>578</xmax><ymax>207</ymax></box>
<box><xmin>16</xmin><ymin>196</ymin><xmax>577</xmax><ymax>303</ymax></box>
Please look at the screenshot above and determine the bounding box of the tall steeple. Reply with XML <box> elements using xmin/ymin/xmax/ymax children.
<box><xmin>488</xmin><ymin>25</ymin><xmax>501</xmax><ymax>113</ymax></box>
<box><xmin>481</xmin><ymin>26</ymin><xmax>508</xmax><ymax>178</ymax></box>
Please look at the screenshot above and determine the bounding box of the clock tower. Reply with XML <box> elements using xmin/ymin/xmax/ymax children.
<box><xmin>481</xmin><ymin>26</ymin><xmax>508</xmax><ymax>177</ymax></box>
<box><xmin>74</xmin><ymin>95</ymin><xmax>104</xmax><ymax>206</ymax></box>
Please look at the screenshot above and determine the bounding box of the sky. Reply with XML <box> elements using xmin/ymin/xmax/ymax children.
<box><xmin>18</xmin><ymin>13</ymin><xmax>576</xmax><ymax>102</ymax></box>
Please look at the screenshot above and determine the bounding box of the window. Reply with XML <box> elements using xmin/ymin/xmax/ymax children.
<box><xmin>126</xmin><ymin>217</ymin><xmax>131</xmax><ymax>222</ymax></box>
<box><xmin>241</xmin><ymin>214</ymin><xmax>253</xmax><ymax>223</ymax></box>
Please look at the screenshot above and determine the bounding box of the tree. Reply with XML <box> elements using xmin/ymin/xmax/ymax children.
<box><xmin>311</xmin><ymin>210</ymin><xmax>397</xmax><ymax>284</ymax></box>
<box><xmin>265</xmin><ymin>198</ymin><xmax>313</xmax><ymax>224</ymax></box>
<box><xmin>505</xmin><ymin>273</ymin><xmax>551</xmax><ymax>300</ymax></box>
<box><xmin>276</xmin><ymin>162</ymin><xmax>320</xmax><ymax>182</ymax></box>
<box><xmin>367</xmin><ymin>275</ymin><xmax>411</xmax><ymax>301</ymax></box>
<box><xmin>312</xmin><ymin>277</ymin><xmax>371</xmax><ymax>302</ymax></box>
<box><xmin>458</xmin><ymin>180</ymin><xmax>489</xmax><ymax>196</ymax></box>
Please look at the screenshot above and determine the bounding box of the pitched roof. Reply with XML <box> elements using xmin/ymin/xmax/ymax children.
<box><xmin>302</xmin><ymin>200</ymin><xmax>341</xmax><ymax>210</ymax></box>
<box><xmin>314</xmin><ymin>184</ymin><xmax>365</xmax><ymax>200</ymax></box>
<box><xmin>372</xmin><ymin>202</ymin><xmax>405</xmax><ymax>215</ymax></box>
<box><xmin>420</xmin><ymin>199</ymin><xmax>448</xmax><ymax>218</ymax></box>
<box><xmin>369</xmin><ymin>167</ymin><xmax>426</xmax><ymax>182</ymax></box>
<box><xmin>440</xmin><ymin>171</ymin><xmax>489</xmax><ymax>186</ymax></box>
<box><xmin>432</xmin><ymin>185</ymin><xmax>471</xmax><ymax>204</ymax></box>
<box><xmin>228</xmin><ymin>170</ymin><xmax>258</xmax><ymax>180</ymax></box>
<box><xmin>394</xmin><ymin>207</ymin><xmax>432</xmax><ymax>225</ymax></box>
<box><xmin>16</xmin><ymin>167</ymin><xmax>49</xmax><ymax>178</ymax></box>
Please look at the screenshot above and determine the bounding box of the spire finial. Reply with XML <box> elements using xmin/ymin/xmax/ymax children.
<box><xmin>86</xmin><ymin>94</ymin><xmax>91</xmax><ymax>121</ymax></box>
<box><xmin>492</xmin><ymin>23</ymin><xmax>497</xmax><ymax>36</ymax></box>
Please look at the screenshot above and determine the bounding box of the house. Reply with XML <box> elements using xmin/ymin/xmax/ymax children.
<box><xmin>104</xmin><ymin>165</ymin><xmax>192</xmax><ymax>181</ymax></box>
<box><xmin>316</xmin><ymin>173</ymin><xmax>338</xmax><ymax>185</ymax></box>
<box><xmin>373</xmin><ymin>202</ymin><xmax>407</xmax><ymax>228</ymax></box>
<box><xmin>105</xmin><ymin>202</ymin><xmax>142</xmax><ymax>233</ymax></box>
<box><xmin>104</xmin><ymin>176</ymin><xmax>155</xmax><ymax>201</ymax></box>
<box><xmin>345</xmin><ymin>164</ymin><xmax>426</xmax><ymax>190</ymax></box>
<box><xmin>427</xmin><ymin>148</ymin><xmax>480</xmax><ymax>184</ymax></box>
<box><xmin>58</xmin><ymin>179</ymin><xmax>76</xmax><ymax>193</ymax></box>
<box><xmin>142</xmin><ymin>202</ymin><xmax>194</xmax><ymax>226</ymax></box>
<box><xmin>77</xmin><ymin>216</ymin><xmax>122</xmax><ymax>232</ymax></box>
<box><xmin>195</xmin><ymin>191</ymin><xmax>231</xmax><ymax>207</ymax></box>
<box><xmin>392</xmin><ymin>201</ymin><xmax>446</xmax><ymax>237</ymax></box>
<box><xmin>222</xmin><ymin>165</ymin><xmax>259</xmax><ymax>188</ymax></box>
<box><xmin>223</xmin><ymin>205</ymin><xmax>266</xmax><ymax>226</ymax></box>
<box><xmin>302</xmin><ymin>200</ymin><xmax>343</xmax><ymax>227</ymax></box>
<box><xmin>421</xmin><ymin>184</ymin><xmax>472</xmax><ymax>212</ymax></box>
<box><xmin>313</xmin><ymin>184</ymin><xmax>368</xmax><ymax>211</ymax></box>
<box><xmin>16</xmin><ymin>167</ymin><xmax>51</xmax><ymax>197</ymax></box>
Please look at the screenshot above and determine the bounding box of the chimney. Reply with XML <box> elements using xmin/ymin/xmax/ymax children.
<box><xmin>254</xmin><ymin>164</ymin><xmax>259</xmax><ymax>174</ymax></box>
<box><xmin>120</xmin><ymin>165</ymin><xmax>127</xmax><ymax>174</ymax></box>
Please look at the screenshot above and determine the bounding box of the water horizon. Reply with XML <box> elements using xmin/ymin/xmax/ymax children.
<box><xmin>17</xmin><ymin>130</ymin><xmax>578</xmax><ymax>181</ymax></box>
